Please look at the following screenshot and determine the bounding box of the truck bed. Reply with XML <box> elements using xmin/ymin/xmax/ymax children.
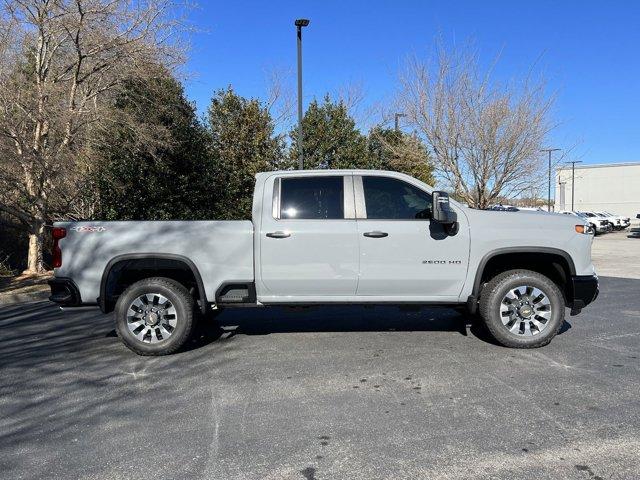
<box><xmin>53</xmin><ymin>220</ymin><xmax>254</xmax><ymax>305</ymax></box>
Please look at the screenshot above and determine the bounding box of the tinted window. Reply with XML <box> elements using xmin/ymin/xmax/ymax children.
<box><xmin>280</xmin><ymin>176</ymin><xmax>344</xmax><ymax>219</ymax></box>
<box><xmin>362</xmin><ymin>176</ymin><xmax>432</xmax><ymax>220</ymax></box>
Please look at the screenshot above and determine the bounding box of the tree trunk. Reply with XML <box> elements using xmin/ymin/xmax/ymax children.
<box><xmin>26</xmin><ymin>220</ymin><xmax>46</xmax><ymax>274</ymax></box>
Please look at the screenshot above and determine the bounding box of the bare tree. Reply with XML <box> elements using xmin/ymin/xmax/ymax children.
<box><xmin>336</xmin><ymin>81</ymin><xmax>384</xmax><ymax>132</ymax></box>
<box><xmin>398</xmin><ymin>42</ymin><xmax>557</xmax><ymax>208</ymax></box>
<box><xmin>264</xmin><ymin>66</ymin><xmax>295</xmax><ymax>131</ymax></box>
<box><xmin>0</xmin><ymin>0</ymin><xmax>186</xmax><ymax>272</ymax></box>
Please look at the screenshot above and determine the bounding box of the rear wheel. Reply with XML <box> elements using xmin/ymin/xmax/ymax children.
<box><xmin>115</xmin><ymin>277</ymin><xmax>195</xmax><ymax>355</ymax></box>
<box><xmin>479</xmin><ymin>269</ymin><xmax>565</xmax><ymax>348</ymax></box>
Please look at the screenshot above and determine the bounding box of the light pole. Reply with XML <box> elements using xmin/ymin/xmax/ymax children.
<box><xmin>394</xmin><ymin>113</ymin><xmax>406</xmax><ymax>132</ymax></box>
<box><xmin>295</xmin><ymin>19</ymin><xmax>310</xmax><ymax>170</ymax></box>
<box><xmin>565</xmin><ymin>160</ymin><xmax>583</xmax><ymax>211</ymax></box>
<box><xmin>541</xmin><ymin>148</ymin><xmax>561</xmax><ymax>212</ymax></box>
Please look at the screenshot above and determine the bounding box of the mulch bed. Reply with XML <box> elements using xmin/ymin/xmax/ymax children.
<box><xmin>0</xmin><ymin>272</ymin><xmax>52</xmax><ymax>294</ymax></box>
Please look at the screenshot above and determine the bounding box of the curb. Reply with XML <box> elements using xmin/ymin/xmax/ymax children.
<box><xmin>0</xmin><ymin>289</ymin><xmax>50</xmax><ymax>305</ymax></box>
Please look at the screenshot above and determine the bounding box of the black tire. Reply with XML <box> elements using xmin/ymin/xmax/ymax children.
<box><xmin>479</xmin><ymin>269</ymin><xmax>565</xmax><ymax>348</ymax></box>
<box><xmin>115</xmin><ymin>277</ymin><xmax>195</xmax><ymax>356</ymax></box>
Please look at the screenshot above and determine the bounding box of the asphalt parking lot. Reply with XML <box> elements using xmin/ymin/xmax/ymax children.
<box><xmin>1</xmin><ymin>234</ymin><xmax>639</xmax><ymax>480</ymax></box>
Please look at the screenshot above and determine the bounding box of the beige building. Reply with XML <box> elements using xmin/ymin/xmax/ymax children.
<box><xmin>555</xmin><ymin>162</ymin><xmax>640</xmax><ymax>218</ymax></box>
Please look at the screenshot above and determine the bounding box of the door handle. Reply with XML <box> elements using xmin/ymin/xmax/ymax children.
<box><xmin>266</xmin><ymin>231</ymin><xmax>291</xmax><ymax>239</ymax></box>
<box><xmin>363</xmin><ymin>231</ymin><xmax>388</xmax><ymax>238</ymax></box>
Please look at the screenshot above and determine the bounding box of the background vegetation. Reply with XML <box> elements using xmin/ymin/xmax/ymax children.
<box><xmin>0</xmin><ymin>1</ymin><xmax>557</xmax><ymax>274</ymax></box>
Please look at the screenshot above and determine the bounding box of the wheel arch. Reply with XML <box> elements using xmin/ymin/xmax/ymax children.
<box><xmin>99</xmin><ymin>253</ymin><xmax>208</xmax><ymax>314</ymax></box>
<box><xmin>470</xmin><ymin>247</ymin><xmax>576</xmax><ymax>311</ymax></box>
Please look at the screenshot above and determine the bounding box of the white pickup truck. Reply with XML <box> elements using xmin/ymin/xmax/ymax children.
<box><xmin>49</xmin><ymin>170</ymin><xmax>599</xmax><ymax>355</ymax></box>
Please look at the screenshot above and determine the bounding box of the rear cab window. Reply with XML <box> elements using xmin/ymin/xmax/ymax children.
<box><xmin>278</xmin><ymin>176</ymin><xmax>345</xmax><ymax>219</ymax></box>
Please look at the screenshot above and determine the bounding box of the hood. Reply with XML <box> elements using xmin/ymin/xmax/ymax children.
<box><xmin>461</xmin><ymin>208</ymin><xmax>587</xmax><ymax>233</ymax></box>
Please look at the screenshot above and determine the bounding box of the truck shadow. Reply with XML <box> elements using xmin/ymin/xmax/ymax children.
<box><xmin>0</xmin><ymin>300</ymin><xmax>573</xmax><ymax>359</ymax></box>
<box><xmin>187</xmin><ymin>305</ymin><xmax>573</xmax><ymax>351</ymax></box>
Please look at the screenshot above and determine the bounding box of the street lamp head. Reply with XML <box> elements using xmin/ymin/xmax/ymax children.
<box><xmin>295</xmin><ymin>19</ymin><xmax>310</xmax><ymax>27</ymax></box>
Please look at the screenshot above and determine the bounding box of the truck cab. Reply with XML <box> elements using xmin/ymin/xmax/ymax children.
<box><xmin>255</xmin><ymin>170</ymin><xmax>469</xmax><ymax>303</ymax></box>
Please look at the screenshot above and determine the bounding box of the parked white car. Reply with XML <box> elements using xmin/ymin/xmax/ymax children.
<box><xmin>578</xmin><ymin>212</ymin><xmax>613</xmax><ymax>233</ymax></box>
<box><xmin>594</xmin><ymin>211</ymin><xmax>621</xmax><ymax>229</ymax></box>
<box><xmin>593</xmin><ymin>212</ymin><xmax>621</xmax><ymax>230</ymax></box>
<box><xmin>518</xmin><ymin>207</ymin><xmax>546</xmax><ymax>212</ymax></box>
<box><xmin>559</xmin><ymin>211</ymin><xmax>604</xmax><ymax>234</ymax></box>
<box><xmin>601</xmin><ymin>211</ymin><xmax>630</xmax><ymax>229</ymax></box>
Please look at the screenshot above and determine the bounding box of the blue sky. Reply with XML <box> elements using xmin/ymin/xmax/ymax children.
<box><xmin>184</xmin><ymin>1</ymin><xmax>640</xmax><ymax>165</ymax></box>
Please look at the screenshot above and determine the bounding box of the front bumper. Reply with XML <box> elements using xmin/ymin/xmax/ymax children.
<box><xmin>48</xmin><ymin>278</ymin><xmax>82</xmax><ymax>306</ymax></box>
<box><xmin>569</xmin><ymin>274</ymin><xmax>599</xmax><ymax>313</ymax></box>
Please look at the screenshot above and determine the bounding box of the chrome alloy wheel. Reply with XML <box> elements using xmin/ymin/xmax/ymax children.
<box><xmin>126</xmin><ymin>293</ymin><xmax>177</xmax><ymax>343</ymax></box>
<box><xmin>499</xmin><ymin>285</ymin><xmax>552</xmax><ymax>336</ymax></box>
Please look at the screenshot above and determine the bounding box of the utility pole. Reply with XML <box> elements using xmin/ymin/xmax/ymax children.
<box><xmin>541</xmin><ymin>148</ymin><xmax>561</xmax><ymax>212</ymax></box>
<box><xmin>565</xmin><ymin>160</ymin><xmax>583</xmax><ymax>211</ymax></box>
<box><xmin>394</xmin><ymin>113</ymin><xmax>406</xmax><ymax>132</ymax></box>
<box><xmin>295</xmin><ymin>19</ymin><xmax>310</xmax><ymax>170</ymax></box>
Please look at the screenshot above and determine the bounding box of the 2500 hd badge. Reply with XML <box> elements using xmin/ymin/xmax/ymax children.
<box><xmin>422</xmin><ymin>260</ymin><xmax>463</xmax><ymax>264</ymax></box>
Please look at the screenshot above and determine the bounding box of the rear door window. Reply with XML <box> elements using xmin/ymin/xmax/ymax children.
<box><xmin>280</xmin><ymin>176</ymin><xmax>344</xmax><ymax>219</ymax></box>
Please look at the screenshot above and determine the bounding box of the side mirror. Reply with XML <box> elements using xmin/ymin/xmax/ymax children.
<box><xmin>432</xmin><ymin>191</ymin><xmax>459</xmax><ymax>235</ymax></box>
<box><xmin>432</xmin><ymin>191</ymin><xmax>456</xmax><ymax>224</ymax></box>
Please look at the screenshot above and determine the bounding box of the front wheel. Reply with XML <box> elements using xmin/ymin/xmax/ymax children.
<box><xmin>479</xmin><ymin>269</ymin><xmax>565</xmax><ymax>348</ymax></box>
<box><xmin>115</xmin><ymin>277</ymin><xmax>195</xmax><ymax>355</ymax></box>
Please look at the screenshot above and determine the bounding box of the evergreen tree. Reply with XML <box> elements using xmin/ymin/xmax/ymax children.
<box><xmin>207</xmin><ymin>88</ymin><xmax>285</xmax><ymax>219</ymax></box>
<box><xmin>367</xmin><ymin>126</ymin><xmax>435</xmax><ymax>185</ymax></box>
<box><xmin>290</xmin><ymin>96</ymin><xmax>369</xmax><ymax>170</ymax></box>
<box><xmin>94</xmin><ymin>70</ymin><xmax>214</xmax><ymax>220</ymax></box>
